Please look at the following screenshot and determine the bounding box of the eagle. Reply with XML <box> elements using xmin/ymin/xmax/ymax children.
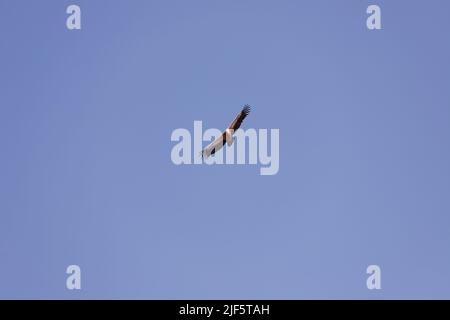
<box><xmin>201</xmin><ymin>105</ymin><xmax>251</xmax><ymax>158</ymax></box>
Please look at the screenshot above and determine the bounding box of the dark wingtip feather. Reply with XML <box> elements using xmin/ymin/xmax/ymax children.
<box><xmin>242</xmin><ymin>104</ymin><xmax>251</xmax><ymax>116</ymax></box>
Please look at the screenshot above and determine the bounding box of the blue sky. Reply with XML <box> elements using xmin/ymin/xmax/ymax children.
<box><xmin>1</xmin><ymin>0</ymin><xmax>450</xmax><ymax>299</ymax></box>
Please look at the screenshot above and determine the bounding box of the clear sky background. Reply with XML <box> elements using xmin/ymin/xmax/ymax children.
<box><xmin>1</xmin><ymin>0</ymin><xmax>450</xmax><ymax>299</ymax></box>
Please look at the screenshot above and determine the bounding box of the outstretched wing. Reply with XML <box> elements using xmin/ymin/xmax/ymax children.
<box><xmin>201</xmin><ymin>105</ymin><xmax>251</xmax><ymax>158</ymax></box>
<box><xmin>201</xmin><ymin>132</ymin><xmax>227</xmax><ymax>158</ymax></box>
<box><xmin>228</xmin><ymin>105</ymin><xmax>251</xmax><ymax>131</ymax></box>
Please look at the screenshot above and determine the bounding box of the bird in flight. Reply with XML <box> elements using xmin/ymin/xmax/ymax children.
<box><xmin>201</xmin><ymin>105</ymin><xmax>251</xmax><ymax>159</ymax></box>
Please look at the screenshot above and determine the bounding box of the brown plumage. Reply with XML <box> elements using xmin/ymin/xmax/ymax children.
<box><xmin>201</xmin><ymin>105</ymin><xmax>251</xmax><ymax>158</ymax></box>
